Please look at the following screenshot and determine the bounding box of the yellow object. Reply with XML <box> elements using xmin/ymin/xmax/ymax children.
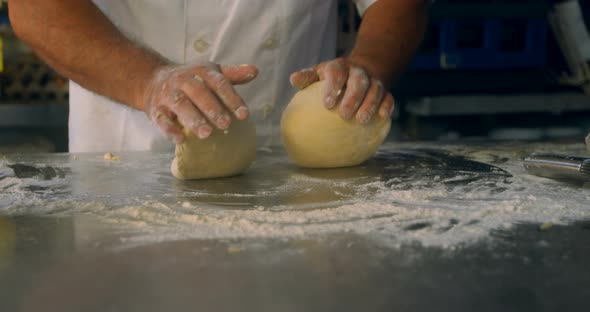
<box><xmin>280</xmin><ymin>81</ymin><xmax>391</xmax><ymax>168</ymax></box>
<box><xmin>539</xmin><ymin>222</ymin><xmax>553</xmax><ymax>231</ymax></box>
<box><xmin>0</xmin><ymin>36</ymin><xmax>3</xmax><ymax>73</ymax></box>
<box><xmin>0</xmin><ymin>0</ymin><xmax>3</xmax><ymax>72</ymax></box>
<box><xmin>171</xmin><ymin>118</ymin><xmax>256</xmax><ymax>180</ymax></box>
<box><xmin>0</xmin><ymin>217</ymin><xmax>17</xmax><ymax>270</ymax></box>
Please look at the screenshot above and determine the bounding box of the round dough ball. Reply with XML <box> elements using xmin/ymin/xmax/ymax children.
<box><xmin>171</xmin><ymin>118</ymin><xmax>256</xmax><ymax>180</ymax></box>
<box><xmin>280</xmin><ymin>81</ymin><xmax>391</xmax><ymax>168</ymax></box>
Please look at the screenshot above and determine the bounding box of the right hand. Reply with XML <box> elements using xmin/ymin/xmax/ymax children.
<box><xmin>143</xmin><ymin>62</ymin><xmax>258</xmax><ymax>143</ymax></box>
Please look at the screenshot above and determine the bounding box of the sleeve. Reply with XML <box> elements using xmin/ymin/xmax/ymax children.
<box><xmin>353</xmin><ymin>0</ymin><xmax>435</xmax><ymax>17</ymax></box>
<box><xmin>352</xmin><ymin>0</ymin><xmax>379</xmax><ymax>16</ymax></box>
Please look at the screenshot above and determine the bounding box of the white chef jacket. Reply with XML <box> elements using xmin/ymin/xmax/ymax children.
<box><xmin>69</xmin><ymin>0</ymin><xmax>378</xmax><ymax>153</ymax></box>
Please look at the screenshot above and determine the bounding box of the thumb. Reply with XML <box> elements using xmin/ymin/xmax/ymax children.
<box><xmin>289</xmin><ymin>68</ymin><xmax>319</xmax><ymax>90</ymax></box>
<box><xmin>220</xmin><ymin>64</ymin><xmax>259</xmax><ymax>84</ymax></box>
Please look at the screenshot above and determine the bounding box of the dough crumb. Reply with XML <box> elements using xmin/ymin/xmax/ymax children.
<box><xmin>181</xmin><ymin>201</ymin><xmax>193</xmax><ymax>209</ymax></box>
<box><xmin>227</xmin><ymin>245</ymin><xmax>241</xmax><ymax>254</ymax></box>
<box><xmin>539</xmin><ymin>222</ymin><xmax>553</xmax><ymax>231</ymax></box>
<box><xmin>103</xmin><ymin>152</ymin><xmax>120</xmax><ymax>161</ymax></box>
<box><xmin>72</xmin><ymin>155</ymin><xmax>78</xmax><ymax>160</ymax></box>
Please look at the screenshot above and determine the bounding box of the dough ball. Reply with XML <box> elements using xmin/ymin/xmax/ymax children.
<box><xmin>280</xmin><ymin>81</ymin><xmax>391</xmax><ymax>168</ymax></box>
<box><xmin>171</xmin><ymin>118</ymin><xmax>256</xmax><ymax>180</ymax></box>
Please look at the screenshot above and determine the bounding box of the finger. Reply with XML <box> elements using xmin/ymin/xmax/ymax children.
<box><xmin>168</xmin><ymin>91</ymin><xmax>213</xmax><ymax>139</ymax></box>
<box><xmin>220</xmin><ymin>64</ymin><xmax>259</xmax><ymax>84</ymax></box>
<box><xmin>198</xmin><ymin>69</ymin><xmax>249</xmax><ymax>120</ymax></box>
<box><xmin>152</xmin><ymin>107</ymin><xmax>186</xmax><ymax>144</ymax></box>
<box><xmin>378</xmin><ymin>92</ymin><xmax>395</xmax><ymax>119</ymax></box>
<box><xmin>355</xmin><ymin>79</ymin><xmax>384</xmax><ymax>124</ymax></box>
<box><xmin>320</xmin><ymin>59</ymin><xmax>348</xmax><ymax>109</ymax></box>
<box><xmin>289</xmin><ymin>68</ymin><xmax>319</xmax><ymax>90</ymax></box>
<box><xmin>339</xmin><ymin>67</ymin><xmax>370</xmax><ymax>120</ymax></box>
<box><xmin>180</xmin><ymin>76</ymin><xmax>232</xmax><ymax>130</ymax></box>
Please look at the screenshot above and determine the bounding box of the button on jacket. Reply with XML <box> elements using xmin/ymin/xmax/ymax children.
<box><xmin>69</xmin><ymin>0</ymin><xmax>378</xmax><ymax>152</ymax></box>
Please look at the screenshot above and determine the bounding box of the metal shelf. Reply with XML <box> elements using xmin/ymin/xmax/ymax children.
<box><xmin>406</xmin><ymin>93</ymin><xmax>590</xmax><ymax>116</ymax></box>
<box><xmin>0</xmin><ymin>102</ymin><xmax>68</xmax><ymax>127</ymax></box>
<box><xmin>429</xmin><ymin>2</ymin><xmax>551</xmax><ymax>19</ymax></box>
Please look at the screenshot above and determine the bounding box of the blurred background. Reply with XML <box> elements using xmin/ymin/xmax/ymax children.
<box><xmin>1</xmin><ymin>0</ymin><xmax>589</xmax><ymax>153</ymax></box>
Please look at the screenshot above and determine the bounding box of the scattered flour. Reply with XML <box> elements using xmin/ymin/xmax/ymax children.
<box><xmin>1</xmin><ymin>143</ymin><xmax>590</xmax><ymax>249</ymax></box>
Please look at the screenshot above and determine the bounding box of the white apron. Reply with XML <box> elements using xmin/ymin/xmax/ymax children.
<box><xmin>69</xmin><ymin>0</ymin><xmax>377</xmax><ymax>152</ymax></box>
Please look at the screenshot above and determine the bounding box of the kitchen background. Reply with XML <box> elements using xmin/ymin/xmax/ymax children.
<box><xmin>1</xmin><ymin>0</ymin><xmax>589</xmax><ymax>153</ymax></box>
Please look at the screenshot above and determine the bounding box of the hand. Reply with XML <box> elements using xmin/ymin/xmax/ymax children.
<box><xmin>143</xmin><ymin>62</ymin><xmax>258</xmax><ymax>143</ymax></box>
<box><xmin>290</xmin><ymin>57</ymin><xmax>394</xmax><ymax>124</ymax></box>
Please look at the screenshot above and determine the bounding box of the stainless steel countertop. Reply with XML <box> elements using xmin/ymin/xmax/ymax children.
<box><xmin>1</xmin><ymin>142</ymin><xmax>590</xmax><ymax>312</ymax></box>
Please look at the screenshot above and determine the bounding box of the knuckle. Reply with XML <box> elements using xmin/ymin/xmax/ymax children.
<box><xmin>206</xmin><ymin>69</ymin><xmax>224</xmax><ymax>81</ymax></box>
<box><xmin>152</xmin><ymin>107</ymin><xmax>167</xmax><ymax>119</ymax></box>
<box><xmin>336</xmin><ymin>75</ymin><xmax>347</xmax><ymax>86</ymax></box>
<box><xmin>335</xmin><ymin>58</ymin><xmax>346</xmax><ymax>66</ymax></box>
<box><xmin>187</xmin><ymin>118</ymin><xmax>204</xmax><ymax>130</ymax></box>
<box><xmin>302</xmin><ymin>67</ymin><xmax>315</xmax><ymax>75</ymax></box>
<box><xmin>327</xmin><ymin>61</ymin><xmax>345</xmax><ymax>73</ymax></box>
<box><xmin>180</xmin><ymin>80</ymin><xmax>194</xmax><ymax>91</ymax></box>
<box><xmin>343</xmin><ymin>96</ymin><xmax>361</xmax><ymax>110</ymax></box>
<box><xmin>205</xmin><ymin>109</ymin><xmax>218</xmax><ymax>120</ymax></box>
<box><xmin>359</xmin><ymin>76</ymin><xmax>370</xmax><ymax>90</ymax></box>
<box><xmin>186</xmin><ymin>81</ymin><xmax>207</xmax><ymax>94</ymax></box>
<box><xmin>214</xmin><ymin>78</ymin><xmax>231</xmax><ymax>91</ymax></box>
<box><xmin>158</xmin><ymin>118</ymin><xmax>175</xmax><ymax>133</ymax></box>
<box><xmin>375</xmin><ymin>80</ymin><xmax>384</xmax><ymax>92</ymax></box>
<box><xmin>347</xmin><ymin>82</ymin><xmax>365</xmax><ymax>96</ymax></box>
<box><xmin>369</xmin><ymin>102</ymin><xmax>379</xmax><ymax>114</ymax></box>
<box><xmin>350</xmin><ymin>66</ymin><xmax>365</xmax><ymax>76</ymax></box>
<box><xmin>386</xmin><ymin>93</ymin><xmax>394</xmax><ymax>104</ymax></box>
<box><xmin>372</xmin><ymin>89</ymin><xmax>384</xmax><ymax>104</ymax></box>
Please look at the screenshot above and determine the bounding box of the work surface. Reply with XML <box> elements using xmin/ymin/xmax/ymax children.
<box><xmin>1</xmin><ymin>142</ymin><xmax>590</xmax><ymax>311</ymax></box>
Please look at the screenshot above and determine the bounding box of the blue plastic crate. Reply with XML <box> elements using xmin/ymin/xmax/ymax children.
<box><xmin>412</xmin><ymin>18</ymin><xmax>548</xmax><ymax>70</ymax></box>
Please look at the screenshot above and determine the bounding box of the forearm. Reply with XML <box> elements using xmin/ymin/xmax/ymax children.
<box><xmin>349</xmin><ymin>0</ymin><xmax>429</xmax><ymax>85</ymax></box>
<box><xmin>9</xmin><ymin>0</ymin><xmax>167</xmax><ymax>111</ymax></box>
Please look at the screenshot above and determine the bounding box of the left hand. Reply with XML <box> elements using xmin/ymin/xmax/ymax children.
<box><xmin>290</xmin><ymin>57</ymin><xmax>394</xmax><ymax>124</ymax></box>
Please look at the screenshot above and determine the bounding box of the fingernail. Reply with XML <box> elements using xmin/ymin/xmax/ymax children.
<box><xmin>206</xmin><ymin>110</ymin><xmax>217</xmax><ymax>119</ymax></box>
<box><xmin>169</xmin><ymin>132</ymin><xmax>184</xmax><ymax>144</ymax></box>
<box><xmin>216</xmin><ymin>114</ymin><xmax>231</xmax><ymax>129</ymax></box>
<box><xmin>324</xmin><ymin>96</ymin><xmax>336</xmax><ymax>108</ymax></box>
<box><xmin>341</xmin><ymin>109</ymin><xmax>353</xmax><ymax>121</ymax></box>
<box><xmin>358</xmin><ymin>112</ymin><xmax>370</xmax><ymax>124</ymax></box>
<box><xmin>388</xmin><ymin>105</ymin><xmax>395</xmax><ymax>117</ymax></box>
<box><xmin>235</xmin><ymin>106</ymin><xmax>249</xmax><ymax>119</ymax></box>
<box><xmin>198</xmin><ymin>125</ymin><xmax>213</xmax><ymax>139</ymax></box>
<box><xmin>174</xmin><ymin>135</ymin><xmax>185</xmax><ymax>144</ymax></box>
<box><xmin>207</xmin><ymin>70</ymin><xmax>224</xmax><ymax>81</ymax></box>
<box><xmin>193</xmin><ymin>74</ymin><xmax>204</xmax><ymax>83</ymax></box>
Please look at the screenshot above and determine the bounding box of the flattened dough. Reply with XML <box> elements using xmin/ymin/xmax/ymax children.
<box><xmin>171</xmin><ymin>118</ymin><xmax>256</xmax><ymax>180</ymax></box>
<box><xmin>280</xmin><ymin>81</ymin><xmax>391</xmax><ymax>168</ymax></box>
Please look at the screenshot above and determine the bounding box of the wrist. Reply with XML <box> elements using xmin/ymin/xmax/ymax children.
<box><xmin>346</xmin><ymin>53</ymin><xmax>391</xmax><ymax>87</ymax></box>
<box><xmin>133</xmin><ymin>60</ymin><xmax>170</xmax><ymax>113</ymax></box>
